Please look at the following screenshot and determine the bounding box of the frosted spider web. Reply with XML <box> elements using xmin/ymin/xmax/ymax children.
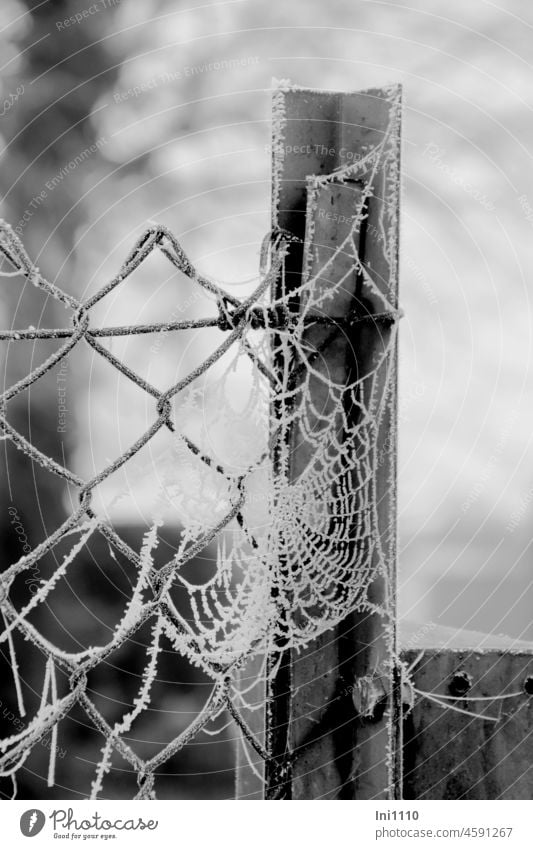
<box><xmin>0</xmin><ymin>82</ymin><xmax>401</xmax><ymax>799</ymax></box>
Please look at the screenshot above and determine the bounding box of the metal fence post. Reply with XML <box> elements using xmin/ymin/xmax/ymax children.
<box><xmin>236</xmin><ymin>83</ymin><xmax>401</xmax><ymax>800</ymax></box>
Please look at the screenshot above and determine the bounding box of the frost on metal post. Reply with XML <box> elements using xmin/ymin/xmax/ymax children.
<box><xmin>0</xmin><ymin>80</ymin><xmax>401</xmax><ymax>801</ymax></box>
<box><xmin>237</xmin><ymin>81</ymin><xmax>402</xmax><ymax>800</ymax></box>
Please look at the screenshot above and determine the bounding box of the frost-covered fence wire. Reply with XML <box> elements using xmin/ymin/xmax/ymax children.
<box><xmin>0</xmin><ymin>83</ymin><xmax>401</xmax><ymax>801</ymax></box>
<box><xmin>0</xmin><ymin>221</ymin><xmax>291</xmax><ymax>799</ymax></box>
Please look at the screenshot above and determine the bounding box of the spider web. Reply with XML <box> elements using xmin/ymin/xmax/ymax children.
<box><xmin>0</xmin><ymin>83</ymin><xmax>401</xmax><ymax>800</ymax></box>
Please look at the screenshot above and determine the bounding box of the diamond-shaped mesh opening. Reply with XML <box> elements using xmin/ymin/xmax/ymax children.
<box><xmin>86</xmin><ymin>626</ymin><xmax>211</xmax><ymax>752</ymax></box>
<box><xmin>12</xmin><ymin>529</ymin><xmax>144</xmax><ymax>655</ymax></box>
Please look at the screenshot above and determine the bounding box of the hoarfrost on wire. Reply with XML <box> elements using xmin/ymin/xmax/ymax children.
<box><xmin>0</xmin><ymin>81</ymin><xmax>401</xmax><ymax>798</ymax></box>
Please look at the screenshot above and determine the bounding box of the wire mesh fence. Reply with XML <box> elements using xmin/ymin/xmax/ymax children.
<box><xmin>0</xmin><ymin>221</ymin><xmax>291</xmax><ymax>799</ymax></box>
<box><xmin>0</xmin><ymin>83</ymin><xmax>401</xmax><ymax>800</ymax></box>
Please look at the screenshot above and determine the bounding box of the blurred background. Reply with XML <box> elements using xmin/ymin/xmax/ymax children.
<box><xmin>1</xmin><ymin>0</ymin><xmax>532</xmax><ymax>798</ymax></box>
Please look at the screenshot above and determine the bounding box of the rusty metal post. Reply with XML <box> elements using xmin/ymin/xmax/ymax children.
<box><xmin>236</xmin><ymin>83</ymin><xmax>401</xmax><ymax>800</ymax></box>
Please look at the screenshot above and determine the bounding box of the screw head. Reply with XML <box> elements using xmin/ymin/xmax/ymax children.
<box><xmin>523</xmin><ymin>675</ymin><xmax>533</xmax><ymax>696</ymax></box>
<box><xmin>449</xmin><ymin>670</ymin><xmax>472</xmax><ymax>697</ymax></box>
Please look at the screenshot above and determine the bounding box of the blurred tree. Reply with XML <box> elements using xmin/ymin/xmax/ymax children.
<box><xmin>0</xmin><ymin>0</ymin><xmax>121</xmax><ymax>590</ymax></box>
<box><xmin>0</xmin><ymin>0</ymin><xmax>121</xmax><ymax>798</ymax></box>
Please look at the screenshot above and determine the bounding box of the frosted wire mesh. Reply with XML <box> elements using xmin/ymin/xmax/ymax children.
<box><xmin>0</xmin><ymin>87</ymin><xmax>400</xmax><ymax>799</ymax></box>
